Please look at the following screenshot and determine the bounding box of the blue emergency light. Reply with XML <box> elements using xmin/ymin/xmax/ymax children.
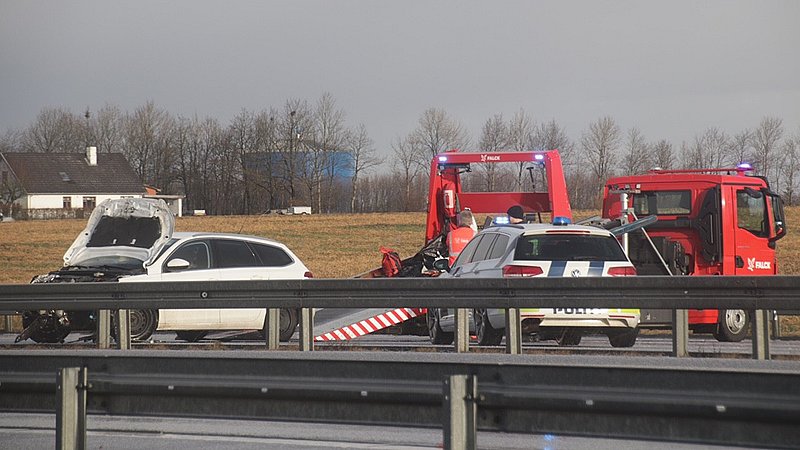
<box><xmin>736</xmin><ymin>162</ymin><xmax>753</xmax><ymax>171</ymax></box>
<box><xmin>494</xmin><ymin>216</ymin><xmax>510</xmax><ymax>225</ymax></box>
<box><xmin>552</xmin><ymin>216</ymin><xmax>571</xmax><ymax>226</ymax></box>
<box><xmin>438</xmin><ymin>156</ymin><xmax>448</xmax><ymax>162</ymax></box>
<box><xmin>534</xmin><ymin>154</ymin><xmax>544</xmax><ymax>161</ymax></box>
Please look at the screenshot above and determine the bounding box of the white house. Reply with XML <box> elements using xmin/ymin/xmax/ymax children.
<box><xmin>0</xmin><ymin>147</ymin><xmax>147</xmax><ymax>219</ymax></box>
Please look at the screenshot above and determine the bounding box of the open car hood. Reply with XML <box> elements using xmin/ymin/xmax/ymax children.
<box><xmin>62</xmin><ymin>198</ymin><xmax>175</xmax><ymax>267</ymax></box>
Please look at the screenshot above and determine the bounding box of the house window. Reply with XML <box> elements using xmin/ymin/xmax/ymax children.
<box><xmin>82</xmin><ymin>196</ymin><xmax>96</xmax><ymax>210</ymax></box>
<box><xmin>63</xmin><ymin>197</ymin><xmax>72</xmax><ymax>209</ymax></box>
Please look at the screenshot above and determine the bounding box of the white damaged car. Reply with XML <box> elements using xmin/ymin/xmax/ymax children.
<box><xmin>19</xmin><ymin>198</ymin><xmax>311</xmax><ymax>343</ymax></box>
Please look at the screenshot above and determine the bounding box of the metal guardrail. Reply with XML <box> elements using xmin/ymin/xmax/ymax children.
<box><xmin>1</xmin><ymin>276</ymin><xmax>798</xmax><ymax>358</ymax></box>
<box><xmin>1</xmin><ymin>351</ymin><xmax>799</xmax><ymax>449</ymax></box>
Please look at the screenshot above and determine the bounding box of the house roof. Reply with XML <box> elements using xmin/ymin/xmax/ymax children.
<box><xmin>1</xmin><ymin>152</ymin><xmax>145</xmax><ymax>194</ymax></box>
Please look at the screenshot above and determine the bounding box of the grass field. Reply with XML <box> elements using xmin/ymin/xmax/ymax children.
<box><xmin>2</xmin><ymin>208</ymin><xmax>799</xmax><ymax>332</ymax></box>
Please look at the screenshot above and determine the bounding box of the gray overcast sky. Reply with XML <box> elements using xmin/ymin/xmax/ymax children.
<box><xmin>1</xmin><ymin>1</ymin><xmax>798</xmax><ymax>156</ymax></box>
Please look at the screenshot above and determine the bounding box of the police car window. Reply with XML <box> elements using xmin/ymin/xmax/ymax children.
<box><xmin>736</xmin><ymin>189</ymin><xmax>768</xmax><ymax>237</ymax></box>
<box><xmin>213</xmin><ymin>239</ymin><xmax>258</xmax><ymax>268</ymax></box>
<box><xmin>471</xmin><ymin>234</ymin><xmax>498</xmax><ymax>262</ymax></box>
<box><xmin>487</xmin><ymin>235</ymin><xmax>509</xmax><ymax>260</ymax></box>
<box><xmin>514</xmin><ymin>234</ymin><xmax>628</xmax><ymax>261</ymax></box>
<box><xmin>250</xmin><ymin>242</ymin><xmax>293</xmax><ymax>267</ymax></box>
<box><xmin>453</xmin><ymin>235</ymin><xmax>483</xmax><ymax>268</ymax></box>
<box><xmin>166</xmin><ymin>241</ymin><xmax>210</xmax><ymax>271</ymax></box>
<box><xmin>633</xmin><ymin>190</ymin><xmax>691</xmax><ymax>215</ymax></box>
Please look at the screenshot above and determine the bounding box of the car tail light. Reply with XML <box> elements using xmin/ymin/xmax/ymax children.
<box><xmin>607</xmin><ymin>266</ymin><xmax>637</xmax><ymax>276</ymax></box>
<box><xmin>502</xmin><ymin>265</ymin><xmax>544</xmax><ymax>277</ymax></box>
<box><xmin>304</xmin><ymin>271</ymin><xmax>314</xmax><ymax>278</ymax></box>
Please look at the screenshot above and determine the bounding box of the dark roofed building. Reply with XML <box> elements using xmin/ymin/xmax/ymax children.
<box><xmin>0</xmin><ymin>147</ymin><xmax>146</xmax><ymax>219</ymax></box>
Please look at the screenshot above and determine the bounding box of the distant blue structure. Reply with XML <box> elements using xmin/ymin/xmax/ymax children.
<box><xmin>244</xmin><ymin>151</ymin><xmax>354</xmax><ymax>181</ymax></box>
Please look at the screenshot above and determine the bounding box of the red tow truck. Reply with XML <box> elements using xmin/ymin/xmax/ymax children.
<box><xmin>602</xmin><ymin>165</ymin><xmax>787</xmax><ymax>341</ymax></box>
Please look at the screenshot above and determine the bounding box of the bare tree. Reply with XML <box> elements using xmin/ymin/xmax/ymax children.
<box><xmin>621</xmin><ymin>127</ymin><xmax>650</xmax><ymax>175</ymax></box>
<box><xmin>507</xmin><ymin>109</ymin><xmax>536</xmax><ymax>189</ymax></box>
<box><xmin>650</xmin><ymin>139</ymin><xmax>675</xmax><ymax>170</ymax></box>
<box><xmin>581</xmin><ymin>116</ymin><xmax>621</xmax><ymax>202</ymax></box>
<box><xmin>307</xmin><ymin>93</ymin><xmax>347</xmax><ymax>212</ymax></box>
<box><xmin>753</xmin><ymin>116</ymin><xmax>784</xmax><ymax>182</ymax></box>
<box><xmin>478</xmin><ymin>114</ymin><xmax>509</xmax><ymax>191</ymax></box>
<box><xmin>392</xmin><ymin>134</ymin><xmax>424</xmax><ymax>211</ymax></box>
<box><xmin>22</xmin><ymin>107</ymin><xmax>83</xmax><ymax>153</ymax></box>
<box><xmin>778</xmin><ymin>129</ymin><xmax>800</xmax><ymax>205</ymax></box>
<box><xmin>412</xmin><ymin>108</ymin><xmax>471</xmax><ymax>160</ymax></box>
<box><xmin>347</xmin><ymin>123</ymin><xmax>382</xmax><ymax>212</ymax></box>
<box><xmin>276</xmin><ymin>99</ymin><xmax>312</xmax><ymax>207</ymax></box>
<box><xmin>730</xmin><ymin>129</ymin><xmax>754</xmax><ymax>166</ymax></box>
<box><xmin>229</xmin><ymin>108</ymin><xmax>257</xmax><ymax>213</ymax></box>
<box><xmin>683</xmin><ymin>127</ymin><xmax>728</xmax><ymax>169</ymax></box>
<box><xmin>94</xmin><ymin>104</ymin><xmax>124</xmax><ymax>153</ymax></box>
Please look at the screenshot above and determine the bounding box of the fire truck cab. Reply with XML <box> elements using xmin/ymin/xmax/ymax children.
<box><xmin>602</xmin><ymin>165</ymin><xmax>786</xmax><ymax>341</ymax></box>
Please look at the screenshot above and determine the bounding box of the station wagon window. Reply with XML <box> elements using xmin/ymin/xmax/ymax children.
<box><xmin>471</xmin><ymin>233</ymin><xmax>498</xmax><ymax>262</ymax></box>
<box><xmin>167</xmin><ymin>241</ymin><xmax>210</xmax><ymax>271</ymax></box>
<box><xmin>736</xmin><ymin>189</ymin><xmax>768</xmax><ymax>237</ymax></box>
<box><xmin>250</xmin><ymin>242</ymin><xmax>293</xmax><ymax>267</ymax></box>
<box><xmin>487</xmin><ymin>234</ymin><xmax>509</xmax><ymax>260</ymax></box>
<box><xmin>452</xmin><ymin>235</ymin><xmax>483</xmax><ymax>268</ymax></box>
<box><xmin>514</xmin><ymin>234</ymin><xmax>628</xmax><ymax>261</ymax></box>
<box><xmin>213</xmin><ymin>239</ymin><xmax>257</xmax><ymax>268</ymax></box>
<box><xmin>633</xmin><ymin>190</ymin><xmax>691</xmax><ymax>215</ymax></box>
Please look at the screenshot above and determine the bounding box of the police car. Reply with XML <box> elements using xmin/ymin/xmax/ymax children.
<box><xmin>428</xmin><ymin>218</ymin><xmax>640</xmax><ymax>347</ymax></box>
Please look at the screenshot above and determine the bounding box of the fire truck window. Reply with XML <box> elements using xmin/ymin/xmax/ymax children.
<box><xmin>633</xmin><ymin>191</ymin><xmax>691</xmax><ymax>215</ymax></box>
<box><xmin>736</xmin><ymin>190</ymin><xmax>768</xmax><ymax>237</ymax></box>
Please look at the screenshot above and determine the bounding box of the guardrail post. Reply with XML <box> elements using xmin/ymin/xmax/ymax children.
<box><xmin>266</xmin><ymin>308</ymin><xmax>280</xmax><ymax>350</ymax></box>
<box><xmin>772</xmin><ymin>310</ymin><xmax>781</xmax><ymax>339</ymax></box>
<box><xmin>443</xmin><ymin>375</ymin><xmax>477</xmax><ymax>450</ymax></box>
<box><xmin>672</xmin><ymin>309</ymin><xmax>689</xmax><ymax>357</ymax></box>
<box><xmin>97</xmin><ymin>310</ymin><xmax>112</xmax><ymax>350</ymax></box>
<box><xmin>505</xmin><ymin>308</ymin><xmax>521</xmax><ymax>355</ymax></box>
<box><xmin>300</xmin><ymin>308</ymin><xmax>314</xmax><ymax>351</ymax></box>
<box><xmin>56</xmin><ymin>367</ymin><xmax>87</xmax><ymax>450</ymax></box>
<box><xmin>115</xmin><ymin>310</ymin><xmax>130</xmax><ymax>350</ymax></box>
<box><xmin>454</xmin><ymin>308</ymin><xmax>469</xmax><ymax>353</ymax></box>
<box><xmin>752</xmin><ymin>309</ymin><xmax>770</xmax><ymax>360</ymax></box>
<box><xmin>3</xmin><ymin>315</ymin><xmax>13</xmax><ymax>332</ymax></box>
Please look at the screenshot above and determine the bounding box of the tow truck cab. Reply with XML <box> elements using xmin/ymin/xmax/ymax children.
<box><xmin>602</xmin><ymin>167</ymin><xmax>786</xmax><ymax>340</ymax></box>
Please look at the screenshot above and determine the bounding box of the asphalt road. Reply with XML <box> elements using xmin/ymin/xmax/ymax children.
<box><xmin>3</xmin><ymin>330</ymin><xmax>800</xmax><ymax>358</ymax></box>
<box><xmin>0</xmin><ymin>413</ymin><xmax>749</xmax><ymax>450</ymax></box>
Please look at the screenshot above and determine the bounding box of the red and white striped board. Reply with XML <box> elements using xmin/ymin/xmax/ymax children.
<box><xmin>314</xmin><ymin>307</ymin><xmax>427</xmax><ymax>341</ymax></box>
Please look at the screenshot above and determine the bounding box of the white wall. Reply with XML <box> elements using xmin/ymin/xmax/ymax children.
<box><xmin>21</xmin><ymin>193</ymin><xmax>143</xmax><ymax>209</ymax></box>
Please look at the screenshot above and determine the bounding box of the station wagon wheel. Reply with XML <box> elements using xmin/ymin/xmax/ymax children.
<box><xmin>427</xmin><ymin>309</ymin><xmax>454</xmax><ymax>345</ymax></box>
<box><xmin>555</xmin><ymin>329</ymin><xmax>582</xmax><ymax>346</ymax></box>
<box><xmin>260</xmin><ymin>308</ymin><xmax>299</xmax><ymax>342</ymax></box>
<box><xmin>608</xmin><ymin>328</ymin><xmax>639</xmax><ymax>348</ymax></box>
<box><xmin>474</xmin><ymin>309</ymin><xmax>503</xmax><ymax>346</ymax></box>
<box><xmin>713</xmin><ymin>309</ymin><xmax>750</xmax><ymax>342</ymax></box>
<box><xmin>128</xmin><ymin>309</ymin><xmax>158</xmax><ymax>341</ymax></box>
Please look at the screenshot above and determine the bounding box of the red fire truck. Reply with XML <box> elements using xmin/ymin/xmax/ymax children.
<box><xmin>602</xmin><ymin>165</ymin><xmax>786</xmax><ymax>341</ymax></box>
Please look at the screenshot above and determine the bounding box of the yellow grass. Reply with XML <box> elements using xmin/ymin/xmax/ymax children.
<box><xmin>2</xmin><ymin>208</ymin><xmax>799</xmax><ymax>333</ymax></box>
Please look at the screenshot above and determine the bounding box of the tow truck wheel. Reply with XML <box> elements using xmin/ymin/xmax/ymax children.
<box><xmin>713</xmin><ymin>309</ymin><xmax>749</xmax><ymax>342</ymax></box>
<box><xmin>260</xmin><ymin>308</ymin><xmax>299</xmax><ymax>342</ymax></box>
<box><xmin>474</xmin><ymin>309</ymin><xmax>503</xmax><ymax>346</ymax></box>
<box><xmin>128</xmin><ymin>309</ymin><xmax>158</xmax><ymax>341</ymax></box>
<box><xmin>556</xmin><ymin>330</ymin><xmax>582</xmax><ymax>346</ymax></box>
<box><xmin>608</xmin><ymin>328</ymin><xmax>639</xmax><ymax>348</ymax></box>
<box><xmin>427</xmin><ymin>309</ymin><xmax>454</xmax><ymax>345</ymax></box>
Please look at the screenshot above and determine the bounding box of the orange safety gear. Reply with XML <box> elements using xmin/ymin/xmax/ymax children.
<box><xmin>447</xmin><ymin>226</ymin><xmax>476</xmax><ymax>266</ymax></box>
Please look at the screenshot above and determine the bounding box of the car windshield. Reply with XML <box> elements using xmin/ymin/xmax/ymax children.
<box><xmin>514</xmin><ymin>233</ymin><xmax>628</xmax><ymax>262</ymax></box>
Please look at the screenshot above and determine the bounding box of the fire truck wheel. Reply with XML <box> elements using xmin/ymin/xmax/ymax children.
<box><xmin>427</xmin><ymin>309</ymin><xmax>454</xmax><ymax>345</ymax></box>
<box><xmin>713</xmin><ymin>309</ymin><xmax>750</xmax><ymax>342</ymax></box>
<box><xmin>175</xmin><ymin>330</ymin><xmax>208</xmax><ymax>342</ymax></box>
<box><xmin>474</xmin><ymin>309</ymin><xmax>503</xmax><ymax>346</ymax></box>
